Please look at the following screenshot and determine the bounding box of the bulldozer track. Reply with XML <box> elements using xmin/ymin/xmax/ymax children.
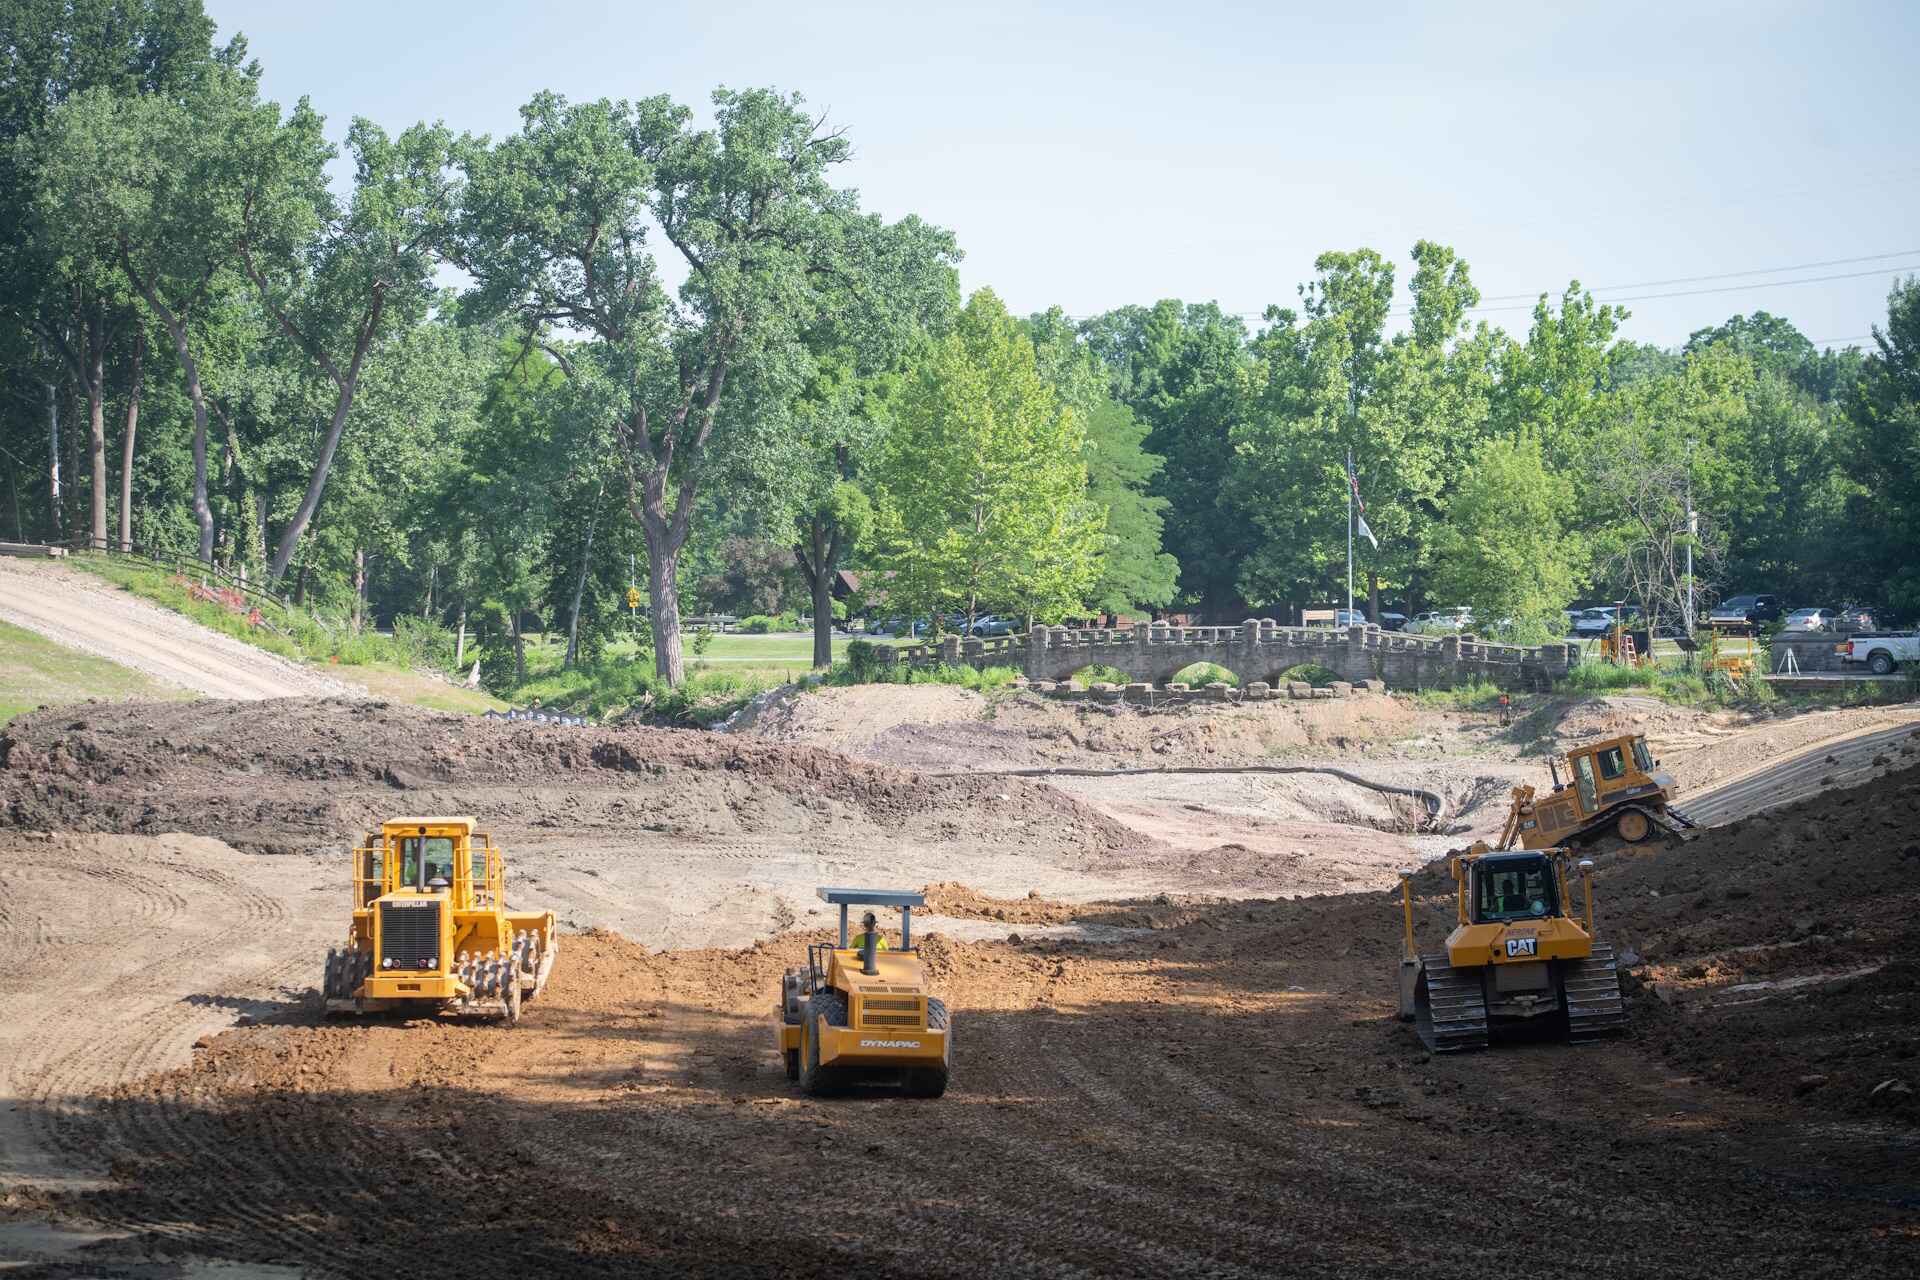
<box><xmin>1564</xmin><ymin>944</ymin><xmax>1628</xmax><ymax>1043</ymax></box>
<box><xmin>1414</xmin><ymin>954</ymin><xmax>1489</xmax><ymax>1052</ymax></box>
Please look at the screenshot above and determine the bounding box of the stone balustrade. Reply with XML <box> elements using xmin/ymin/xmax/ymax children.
<box><xmin>888</xmin><ymin>620</ymin><xmax>1575</xmax><ymax>692</ymax></box>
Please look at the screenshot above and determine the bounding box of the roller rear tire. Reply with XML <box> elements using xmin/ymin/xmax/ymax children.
<box><xmin>799</xmin><ymin>990</ymin><xmax>848</xmax><ymax>1097</ymax></box>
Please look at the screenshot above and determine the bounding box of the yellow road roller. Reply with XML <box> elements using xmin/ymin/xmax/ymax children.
<box><xmin>776</xmin><ymin>887</ymin><xmax>950</xmax><ymax>1098</ymax></box>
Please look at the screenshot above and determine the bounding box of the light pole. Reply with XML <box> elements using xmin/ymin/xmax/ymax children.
<box><xmin>1684</xmin><ymin>438</ymin><xmax>1696</xmax><ymax>634</ymax></box>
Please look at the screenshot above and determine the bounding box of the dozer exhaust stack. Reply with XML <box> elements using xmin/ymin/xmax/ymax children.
<box><xmin>862</xmin><ymin>931</ymin><xmax>879</xmax><ymax>976</ymax></box>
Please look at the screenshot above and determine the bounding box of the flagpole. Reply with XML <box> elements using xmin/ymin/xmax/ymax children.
<box><xmin>1346</xmin><ymin>447</ymin><xmax>1354</xmax><ymax>620</ymax></box>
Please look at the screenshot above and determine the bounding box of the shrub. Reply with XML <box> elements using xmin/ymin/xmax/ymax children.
<box><xmin>844</xmin><ymin>638</ymin><xmax>889</xmax><ymax>681</ymax></box>
<box><xmin>1275</xmin><ymin>662</ymin><xmax>1340</xmax><ymax>687</ymax></box>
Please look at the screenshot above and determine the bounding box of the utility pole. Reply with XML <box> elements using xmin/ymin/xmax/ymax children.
<box><xmin>1345</xmin><ymin>446</ymin><xmax>1354</xmax><ymax>619</ymax></box>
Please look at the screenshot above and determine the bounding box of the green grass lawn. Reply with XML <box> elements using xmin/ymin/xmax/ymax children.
<box><xmin>332</xmin><ymin>660</ymin><xmax>508</xmax><ymax>715</ymax></box>
<box><xmin>0</xmin><ymin>620</ymin><xmax>190</xmax><ymax>724</ymax></box>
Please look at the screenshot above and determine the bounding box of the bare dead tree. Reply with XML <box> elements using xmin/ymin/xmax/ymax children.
<box><xmin>1591</xmin><ymin>429</ymin><xmax>1721</xmax><ymax>641</ymax></box>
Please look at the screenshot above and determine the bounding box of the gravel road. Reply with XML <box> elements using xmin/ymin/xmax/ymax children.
<box><xmin>0</xmin><ymin>558</ymin><xmax>358</xmax><ymax>700</ymax></box>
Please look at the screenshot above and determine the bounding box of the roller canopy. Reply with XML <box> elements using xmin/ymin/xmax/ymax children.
<box><xmin>816</xmin><ymin>887</ymin><xmax>926</xmax><ymax>909</ymax></box>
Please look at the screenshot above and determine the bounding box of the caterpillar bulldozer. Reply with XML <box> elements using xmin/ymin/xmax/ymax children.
<box><xmin>776</xmin><ymin>888</ymin><xmax>950</xmax><ymax>1098</ymax></box>
<box><xmin>321</xmin><ymin>816</ymin><xmax>558</xmax><ymax>1023</ymax></box>
<box><xmin>1397</xmin><ymin>844</ymin><xmax>1626</xmax><ymax>1051</ymax></box>
<box><xmin>1498</xmin><ymin>733</ymin><xmax>1696</xmax><ymax>850</ymax></box>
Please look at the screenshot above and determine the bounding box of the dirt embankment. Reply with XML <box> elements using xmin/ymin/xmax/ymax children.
<box><xmin>741</xmin><ymin>681</ymin><xmax>1424</xmax><ymax>770</ymax></box>
<box><xmin>0</xmin><ymin>558</ymin><xmax>360</xmax><ymax>701</ymax></box>
<box><xmin>0</xmin><ymin>698</ymin><xmax>1137</xmax><ymax>858</ymax></box>
<box><xmin>4</xmin><ymin>760</ymin><xmax>1913</xmax><ymax>1276</ymax></box>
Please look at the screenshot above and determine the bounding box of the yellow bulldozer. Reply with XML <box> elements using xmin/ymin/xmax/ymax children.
<box><xmin>1397</xmin><ymin>844</ymin><xmax>1626</xmax><ymax>1051</ymax></box>
<box><xmin>776</xmin><ymin>888</ymin><xmax>950</xmax><ymax>1098</ymax></box>
<box><xmin>321</xmin><ymin>816</ymin><xmax>557</xmax><ymax>1023</ymax></box>
<box><xmin>1497</xmin><ymin>733</ymin><xmax>1696</xmax><ymax>850</ymax></box>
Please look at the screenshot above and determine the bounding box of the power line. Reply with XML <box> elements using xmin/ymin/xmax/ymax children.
<box><xmin>1426</xmin><ymin>263</ymin><xmax>1920</xmax><ymax>315</ymax></box>
<box><xmin>1063</xmin><ymin>250</ymin><xmax>1920</xmax><ymax>323</ymax></box>
<box><xmin>1468</xmin><ymin>249</ymin><xmax>1920</xmax><ymax>303</ymax></box>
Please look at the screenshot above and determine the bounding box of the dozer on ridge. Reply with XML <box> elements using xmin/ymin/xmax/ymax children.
<box><xmin>776</xmin><ymin>888</ymin><xmax>951</xmax><ymax>1098</ymax></box>
<box><xmin>1397</xmin><ymin>843</ymin><xmax>1626</xmax><ymax>1052</ymax></box>
<box><xmin>1497</xmin><ymin>732</ymin><xmax>1695</xmax><ymax>851</ymax></box>
<box><xmin>321</xmin><ymin>816</ymin><xmax>558</xmax><ymax>1024</ymax></box>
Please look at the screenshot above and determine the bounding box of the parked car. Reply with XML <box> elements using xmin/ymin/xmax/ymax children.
<box><xmin>868</xmin><ymin>616</ymin><xmax>933</xmax><ymax>638</ymax></box>
<box><xmin>1573</xmin><ymin>606</ymin><xmax>1641</xmax><ymax>638</ymax></box>
<box><xmin>1832</xmin><ymin>603</ymin><xmax>1883</xmax><ymax>632</ymax></box>
<box><xmin>969</xmin><ymin>614</ymin><xmax>1019</xmax><ymax>637</ymax></box>
<box><xmin>1408</xmin><ymin>608</ymin><xmax>1472</xmax><ymax>635</ymax></box>
<box><xmin>1709</xmin><ymin>593</ymin><xmax>1782</xmax><ymax>628</ymax></box>
<box><xmin>1842</xmin><ymin>632</ymin><xmax>1920</xmax><ymax>674</ymax></box>
<box><xmin>1376</xmin><ymin>611</ymin><xmax>1409</xmax><ymax>632</ymax></box>
<box><xmin>1780</xmin><ymin>607</ymin><xmax>1839</xmax><ymax>632</ymax></box>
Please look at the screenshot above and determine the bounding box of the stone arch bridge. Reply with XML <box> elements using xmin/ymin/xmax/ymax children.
<box><xmin>892</xmin><ymin>621</ymin><xmax>1576</xmax><ymax>691</ymax></box>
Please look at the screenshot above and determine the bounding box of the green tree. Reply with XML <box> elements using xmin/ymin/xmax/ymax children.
<box><xmin>459</xmin><ymin>87</ymin><xmax>937</xmax><ymax>685</ymax></box>
<box><xmin>30</xmin><ymin>60</ymin><xmax>268</xmax><ymax>559</ymax></box>
<box><xmin>867</xmin><ymin>290</ymin><xmax>1103</xmax><ymax>627</ymax></box>
<box><xmin>1428</xmin><ymin>434</ymin><xmax>1580</xmax><ymax>635</ymax></box>
<box><xmin>236</xmin><ymin>103</ymin><xmax>468</xmax><ymax>581</ymax></box>
<box><xmin>1026</xmin><ymin>308</ymin><xmax>1176</xmax><ymax>617</ymax></box>
<box><xmin>1079</xmin><ymin>300</ymin><xmax>1249</xmax><ymax>617</ymax></box>
<box><xmin>1838</xmin><ymin>278</ymin><xmax>1920</xmax><ymax>613</ymax></box>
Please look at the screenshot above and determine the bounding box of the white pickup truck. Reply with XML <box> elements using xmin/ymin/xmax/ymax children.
<box><xmin>1842</xmin><ymin>633</ymin><xmax>1920</xmax><ymax>674</ymax></box>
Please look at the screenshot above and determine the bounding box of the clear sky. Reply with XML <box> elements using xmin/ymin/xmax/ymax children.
<box><xmin>209</xmin><ymin>0</ymin><xmax>1918</xmax><ymax>348</ymax></box>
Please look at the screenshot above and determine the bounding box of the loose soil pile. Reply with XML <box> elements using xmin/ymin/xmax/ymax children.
<box><xmin>0</xmin><ymin>698</ymin><xmax>1137</xmax><ymax>859</ymax></box>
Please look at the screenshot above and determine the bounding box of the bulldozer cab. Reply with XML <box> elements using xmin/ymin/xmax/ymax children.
<box><xmin>355</xmin><ymin>818</ymin><xmax>502</xmax><ymax>911</ymax></box>
<box><xmin>1564</xmin><ymin>735</ymin><xmax>1657</xmax><ymax>818</ymax></box>
<box><xmin>1469</xmin><ymin>852</ymin><xmax>1560</xmax><ymax>924</ymax></box>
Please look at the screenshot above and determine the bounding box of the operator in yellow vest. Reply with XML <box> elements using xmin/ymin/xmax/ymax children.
<box><xmin>849</xmin><ymin>910</ymin><xmax>890</xmax><ymax>953</ymax></box>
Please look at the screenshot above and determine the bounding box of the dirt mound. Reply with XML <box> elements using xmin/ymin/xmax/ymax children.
<box><xmin>743</xmin><ymin>682</ymin><xmax>1421</xmax><ymax>771</ymax></box>
<box><xmin>0</xmin><ymin>698</ymin><xmax>1138</xmax><ymax>857</ymax></box>
<box><xmin>1592</xmin><ymin>757</ymin><xmax>1920</xmax><ymax>1123</ymax></box>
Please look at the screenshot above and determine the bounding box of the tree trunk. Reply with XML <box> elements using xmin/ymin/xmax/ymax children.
<box><xmin>85</xmin><ymin>308</ymin><xmax>107</xmax><ymax>550</ymax></box>
<box><xmin>641</xmin><ymin>519</ymin><xmax>685</xmax><ymax>686</ymax></box>
<box><xmin>565</xmin><ymin>503</ymin><xmax>599</xmax><ymax>669</ymax></box>
<box><xmin>454</xmin><ymin>602</ymin><xmax>467</xmax><ymax>667</ymax></box>
<box><xmin>146</xmin><ymin>301</ymin><xmax>214</xmax><ymax>561</ymax></box>
<box><xmin>43</xmin><ymin>381</ymin><xmax>61</xmax><ymax>541</ymax></box>
<box><xmin>796</xmin><ymin>512</ymin><xmax>841</xmax><ymax>670</ymax></box>
<box><xmin>119</xmin><ymin>331</ymin><xmax>143</xmax><ymax>551</ymax></box>
<box><xmin>268</xmin><ymin>375</ymin><xmax>361</xmax><ymax>582</ymax></box>
<box><xmin>423</xmin><ymin>564</ymin><xmax>435</xmax><ymax>619</ymax></box>
<box><xmin>1367</xmin><ymin>570</ymin><xmax>1380</xmax><ymax>627</ymax></box>
<box><xmin>810</xmin><ymin>560</ymin><xmax>835</xmax><ymax>669</ymax></box>
<box><xmin>509</xmin><ymin>607</ymin><xmax>526</xmax><ymax>684</ymax></box>
<box><xmin>351</xmin><ymin>548</ymin><xmax>366</xmax><ymax>634</ymax></box>
<box><xmin>293</xmin><ymin>560</ymin><xmax>309</xmax><ymax>607</ymax></box>
<box><xmin>7</xmin><ymin>459</ymin><xmax>21</xmax><ymax>542</ymax></box>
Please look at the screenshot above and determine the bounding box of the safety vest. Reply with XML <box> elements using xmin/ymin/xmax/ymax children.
<box><xmin>850</xmin><ymin>932</ymin><xmax>889</xmax><ymax>952</ymax></box>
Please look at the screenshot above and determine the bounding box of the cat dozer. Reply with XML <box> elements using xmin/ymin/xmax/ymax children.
<box><xmin>776</xmin><ymin>888</ymin><xmax>951</xmax><ymax>1098</ymax></box>
<box><xmin>1396</xmin><ymin>844</ymin><xmax>1626</xmax><ymax>1051</ymax></box>
<box><xmin>1498</xmin><ymin>733</ymin><xmax>1695</xmax><ymax>851</ymax></box>
<box><xmin>321</xmin><ymin>816</ymin><xmax>557</xmax><ymax>1023</ymax></box>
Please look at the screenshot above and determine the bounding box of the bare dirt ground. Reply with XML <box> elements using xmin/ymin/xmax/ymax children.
<box><xmin>0</xmin><ymin>559</ymin><xmax>358</xmax><ymax>701</ymax></box>
<box><xmin>1</xmin><ymin>687</ymin><xmax>1917</xmax><ymax>1275</ymax></box>
<box><xmin>0</xmin><ymin>754</ymin><xmax>1913</xmax><ymax>1277</ymax></box>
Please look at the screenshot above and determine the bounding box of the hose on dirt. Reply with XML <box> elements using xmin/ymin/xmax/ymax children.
<box><xmin>942</xmin><ymin>763</ymin><xmax>1446</xmax><ymax>821</ymax></box>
